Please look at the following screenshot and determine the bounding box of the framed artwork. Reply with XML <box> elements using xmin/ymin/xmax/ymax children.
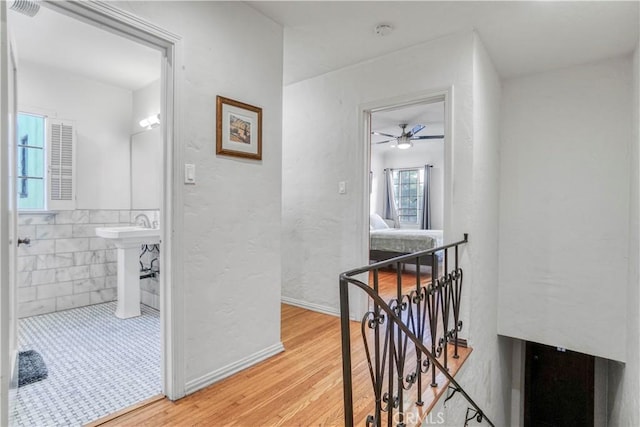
<box><xmin>216</xmin><ymin>96</ymin><xmax>262</xmax><ymax>160</ymax></box>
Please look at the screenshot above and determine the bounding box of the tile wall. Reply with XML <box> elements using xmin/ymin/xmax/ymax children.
<box><xmin>17</xmin><ymin>209</ymin><xmax>160</xmax><ymax>318</ymax></box>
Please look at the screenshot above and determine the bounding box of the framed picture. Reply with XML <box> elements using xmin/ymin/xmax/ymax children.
<box><xmin>216</xmin><ymin>96</ymin><xmax>262</xmax><ymax>160</ymax></box>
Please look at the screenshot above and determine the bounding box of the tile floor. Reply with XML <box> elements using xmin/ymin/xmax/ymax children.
<box><xmin>12</xmin><ymin>302</ymin><xmax>161</xmax><ymax>426</ymax></box>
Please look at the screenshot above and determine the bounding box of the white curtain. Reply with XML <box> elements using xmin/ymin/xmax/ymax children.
<box><xmin>383</xmin><ymin>168</ymin><xmax>399</xmax><ymax>227</ymax></box>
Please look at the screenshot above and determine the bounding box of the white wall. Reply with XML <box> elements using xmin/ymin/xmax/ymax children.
<box><xmin>608</xmin><ymin>36</ymin><xmax>640</xmax><ymax>425</ymax></box>
<box><xmin>498</xmin><ymin>57</ymin><xmax>633</xmax><ymax>363</ymax></box>
<box><xmin>370</xmin><ymin>138</ymin><xmax>445</xmax><ymax>230</ymax></box>
<box><xmin>115</xmin><ymin>1</ymin><xmax>284</xmax><ymax>390</ymax></box>
<box><xmin>283</xmin><ymin>32</ymin><xmax>473</xmax><ymax>313</ymax></box>
<box><xmin>282</xmin><ymin>32</ymin><xmax>510</xmax><ymax>425</ymax></box>
<box><xmin>131</xmin><ymin>80</ymin><xmax>161</xmax><ymax>210</ymax></box>
<box><xmin>18</xmin><ymin>61</ymin><xmax>132</xmax><ymax>210</ymax></box>
<box><xmin>442</xmin><ymin>33</ymin><xmax>510</xmax><ymax>425</ymax></box>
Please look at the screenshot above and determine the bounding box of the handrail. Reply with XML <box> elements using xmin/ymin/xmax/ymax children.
<box><xmin>342</xmin><ymin>234</ymin><xmax>469</xmax><ymax>278</ymax></box>
<box><xmin>339</xmin><ymin>234</ymin><xmax>494</xmax><ymax>426</ymax></box>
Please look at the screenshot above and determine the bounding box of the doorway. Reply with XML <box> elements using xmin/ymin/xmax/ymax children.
<box><xmin>366</xmin><ymin>96</ymin><xmax>447</xmax><ymax>301</ymax></box>
<box><xmin>524</xmin><ymin>341</ymin><xmax>595</xmax><ymax>427</ymax></box>
<box><xmin>2</xmin><ymin>1</ymin><xmax>182</xmax><ymax>425</ymax></box>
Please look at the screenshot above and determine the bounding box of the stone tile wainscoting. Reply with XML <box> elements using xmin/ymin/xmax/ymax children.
<box><xmin>17</xmin><ymin>210</ymin><xmax>160</xmax><ymax>318</ymax></box>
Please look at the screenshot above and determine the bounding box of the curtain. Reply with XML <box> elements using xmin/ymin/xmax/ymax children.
<box><xmin>420</xmin><ymin>165</ymin><xmax>432</xmax><ymax>230</ymax></box>
<box><xmin>382</xmin><ymin>168</ymin><xmax>399</xmax><ymax>228</ymax></box>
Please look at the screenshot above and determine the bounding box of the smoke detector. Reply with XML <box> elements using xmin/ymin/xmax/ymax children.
<box><xmin>374</xmin><ymin>24</ymin><xmax>393</xmax><ymax>37</ymax></box>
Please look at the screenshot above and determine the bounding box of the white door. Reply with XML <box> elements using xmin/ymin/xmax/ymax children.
<box><xmin>0</xmin><ymin>2</ymin><xmax>19</xmax><ymax>425</ymax></box>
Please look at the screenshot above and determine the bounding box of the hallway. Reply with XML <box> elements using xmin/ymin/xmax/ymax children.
<box><xmin>100</xmin><ymin>301</ymin><xmax>470</xmax><ymax>426</ymax></box>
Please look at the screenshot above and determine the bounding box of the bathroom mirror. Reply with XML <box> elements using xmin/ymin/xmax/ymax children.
<box><xmin>131</xmin><ymin>127</ymin><xmax>161</xmax><ymax>210</ymax></box>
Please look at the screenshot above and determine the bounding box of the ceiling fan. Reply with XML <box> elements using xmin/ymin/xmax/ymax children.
<box><xmin>372</xmin><ymin>124</ymin><xmax>444</xmax><ymax>149</ymax></box>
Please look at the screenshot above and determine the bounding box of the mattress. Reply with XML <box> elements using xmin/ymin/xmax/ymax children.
<box><xmin>370</xmin><ymin>229</ymin><xmax>443</xmax><ymax>253</ymax></box>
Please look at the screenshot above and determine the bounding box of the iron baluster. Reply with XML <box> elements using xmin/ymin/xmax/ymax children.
<box><xmin>415</xmin><ymin>258</ymin><xmax>424</xmax><ymax>406</ymax></box>
<box><xmin>340</xmin><ymin>234</ymin><xmax>493</xmax><ymax>426</ymax></box>
<box><xmin>428</xmin><ymin>253</ymin><xmax>441</xmax><ymax>387</ymax></box>
<box><xmin>442</xmin><ymin>249</ymin><xmax>451</xmax><ymax>371</ymax></box>
<box><xmin>339</xmin><ymin>276</ymin><xmax>353</xmax><ymax>427</ymax></box>
<box><xmin>394</xmin><ymin>262</ymin><xmax>405</xmax><ymax>426</ymax></box>
<box><xmin>373</xmin><ymin>269</ymin><xmax>382</xmax><ymax>425</ymax></box>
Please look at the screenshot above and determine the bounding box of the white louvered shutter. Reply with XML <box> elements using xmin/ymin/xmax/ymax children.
<box><xmin>48</xmin><ymin>119</ymin><xmax>76</xmax><ymax>210</ymax></box>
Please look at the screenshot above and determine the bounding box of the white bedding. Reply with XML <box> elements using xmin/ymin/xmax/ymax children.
<box><xmin>370</xmin><ymin>229</ymin><xmax>443</xmax><ymax>253</ymax></box>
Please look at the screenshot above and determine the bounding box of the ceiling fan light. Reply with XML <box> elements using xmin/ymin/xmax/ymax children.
<box><xmin>396</xmin><ymin>136</ymin><xmax>412</xmax><ymax>149</ymax></box>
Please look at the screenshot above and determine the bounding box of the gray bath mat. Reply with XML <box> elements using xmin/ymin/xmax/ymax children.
<box><xmin>18</xmin><ymin>350</ymin><xmax>48</xmax><ymax>387</ymax></box>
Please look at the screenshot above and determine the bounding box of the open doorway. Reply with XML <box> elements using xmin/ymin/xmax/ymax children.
<box><xmin>368</xmin><ymin>98</ymin><xmax>446</xmax><ymax>301</ymax></box>
<box><xmin>6</xmin><ymin>3</ymin><xmax>170</xmax><ymax>425</ymax></box>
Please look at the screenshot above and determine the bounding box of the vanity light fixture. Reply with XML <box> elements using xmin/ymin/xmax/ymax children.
<box><xmin>139</xmin><ymin>114</ymin><xmax>160</xmax><ymax>129</ymax></box>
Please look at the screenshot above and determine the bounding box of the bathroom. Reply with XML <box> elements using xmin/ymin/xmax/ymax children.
<box><xmin>9</xmin><ymin>5</ymin><xmax>164</xmax><ymax>426</ymax></box>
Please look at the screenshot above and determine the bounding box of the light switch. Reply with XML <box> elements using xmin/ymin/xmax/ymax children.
<box><xmin>185</xmin><ymin>164</ymin><xmax>196</xmax><ymax>184</ymax></box>
<box><xmin>338</xmin><ymin>181</ymin><xmax>347</xmax><ymax>194</ymax></box>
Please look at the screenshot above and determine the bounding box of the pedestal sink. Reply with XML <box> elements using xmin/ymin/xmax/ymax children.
<box><xmin>95</xmin><ymin>226</ymin><xmax>160</xmax><ymax>319</ymax></box>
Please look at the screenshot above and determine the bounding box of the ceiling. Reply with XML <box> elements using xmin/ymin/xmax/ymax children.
<box><xmin>7</xmin><ymin>2</ymin><xmax>638</xmax><ymax>91</ymax></box>
<box><xmin>371</xmin><ymin>101</ymin><xmax>444</xmax><ymax>149</ymax></box>
<box><xmin>8</xmin><ymin>5</ymin><xmax>160</xmax><ymax>91</ymax></box>
<box><xmin>249</xmin><ymin>1</ymin><xmax>640</xmax><ymax>85</ymax></box>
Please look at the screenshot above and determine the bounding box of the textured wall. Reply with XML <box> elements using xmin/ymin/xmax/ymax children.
<box><xmin>282</xmin><ymin>32</ymin><xmax>474</xmax><ymax>313</ymax></box>
<box><xmin>498</xmin><ymin>57</ymin><xmax>632</xmax><ymax>362</ymax></box>
<box><xmin>440</xmin><ymin>34</ymin><xmax>510</xmax><ymax>426</ymax></box>
<box><xmin>608</xmin><ymin>36</ymin><xmax>640</xmax><ymax>425</ymax></box>
<box><xmin>115</xmin><ymin>1</ymin><xmax>284</xmax><ymax>388</ymax></box>
<box><xmin>282</xmin><ymin>32</ymin><xmax>511</xmax><ymax>423</ymax></box>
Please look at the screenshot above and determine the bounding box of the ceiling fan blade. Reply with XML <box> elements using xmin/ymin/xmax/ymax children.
<box><xmin>372</xmin><ymin>131</ymin><xmax>397</xmax><ymax>138</ymax></box>
<box><xmin>412</xmin><ymin>135</ymin><xmax>444</xmax><ymax>140</ymax></box>
<box><xmin>408</xmin><ymin>124</ymin><xmax>425</xmax><ymax>137</ymax></box>
<box><xmin>373</xmin><ymin>139</ymin><xmax>396</xmax><ymax>144</ymax></box>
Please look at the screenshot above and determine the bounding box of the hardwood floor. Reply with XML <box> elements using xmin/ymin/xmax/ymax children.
<box><xmin>373</xmin><ymin>267</ymin><xmax>433</xmax><ymax>302</ymax></box>
<box><xmin>100</xmin><ymin>273</ymin><xmax>470</xmax><ymax>427</ymax></box>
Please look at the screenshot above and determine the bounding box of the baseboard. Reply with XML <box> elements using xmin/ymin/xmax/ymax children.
<box><xmin>281</xmin><ymin>296</ymin><xmax>340</xmax><ymax>318</ymax></box>
<box><xmin>184</xmin><ymin>341</ymin><xmax>284</xmax><ymax>395</ymax></box>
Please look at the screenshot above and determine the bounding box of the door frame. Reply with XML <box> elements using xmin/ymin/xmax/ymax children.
<box><xmin>354</xmin><ymin>87</ymin><xmax>453</xmax><ymax>319</ymax></box>
<box><xmin>1</xmin><ymin>2</ymin><xmax>186</xmax><ymax>418</ymax></box>
<box><xmin>0</xmin><ymin>4</ymin><xmax>20</xmax><ymax>423</ymax></box>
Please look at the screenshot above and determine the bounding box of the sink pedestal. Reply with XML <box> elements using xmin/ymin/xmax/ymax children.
<box><xmin>115</xmin><ymin>243</ymin><xmax>143</xmax><ymax>318</ymax></box>
<box><xmin>95</xmin><ymin>226</ymin><xmax>161</xmax><ymax>319</ymax></box>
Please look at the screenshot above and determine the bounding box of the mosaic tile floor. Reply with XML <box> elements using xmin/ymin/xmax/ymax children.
<box><xmin>12</xmin><ymin>302</ymin><xmax>161</xmax><ymax>426</ymax></box>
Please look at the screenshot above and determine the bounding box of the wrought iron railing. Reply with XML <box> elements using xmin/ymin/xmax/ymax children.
<box><xmin>339</xmin><ymin>234</ymin><xmax>494</xmax><ymax>426</ymax></box>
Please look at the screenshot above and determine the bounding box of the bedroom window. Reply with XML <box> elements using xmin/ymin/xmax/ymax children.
<box><xmin>393</xmin><ymin>168</ymin><xmax>424</xmax><ymax>224</ymax></box>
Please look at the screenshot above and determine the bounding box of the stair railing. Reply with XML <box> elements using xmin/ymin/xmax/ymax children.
<box><xmin>339</xmin><ymin>234</ymin><xmax>494</xmax><ymax>426</ymax></box>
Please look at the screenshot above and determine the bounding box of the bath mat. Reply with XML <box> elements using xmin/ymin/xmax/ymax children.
<box><xmin>18</xmin><ymin>350</ymin><xmax>48</xmax><ymax>387</ymax></box>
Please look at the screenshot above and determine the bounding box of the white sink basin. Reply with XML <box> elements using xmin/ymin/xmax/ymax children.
<box><xmin>95</xmin><ymin>226</ymin><xmax>160</xmax><ymax>247</ymax></box>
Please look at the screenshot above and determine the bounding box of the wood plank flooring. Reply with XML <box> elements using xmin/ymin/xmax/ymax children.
<box><xmin>373</xmin><ymin>267</ymin><xmax>433</xmax><ymax>302</ymax></box>
<box><xmin>99</xmin><ymin>271</ymin><xmax>470</xmax><ymax>427</ymax></box>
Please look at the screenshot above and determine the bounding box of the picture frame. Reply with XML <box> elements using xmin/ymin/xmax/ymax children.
<box><xmin>216</xmin><ymin>96</ymin><xmax>262</xmax><ymax>160</ymax></box>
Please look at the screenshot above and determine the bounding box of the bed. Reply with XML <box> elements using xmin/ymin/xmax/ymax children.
<box><xmin>369</xmin><ymin>213</ymin><xmax>443</xmax><ymax>275</ymax></box>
